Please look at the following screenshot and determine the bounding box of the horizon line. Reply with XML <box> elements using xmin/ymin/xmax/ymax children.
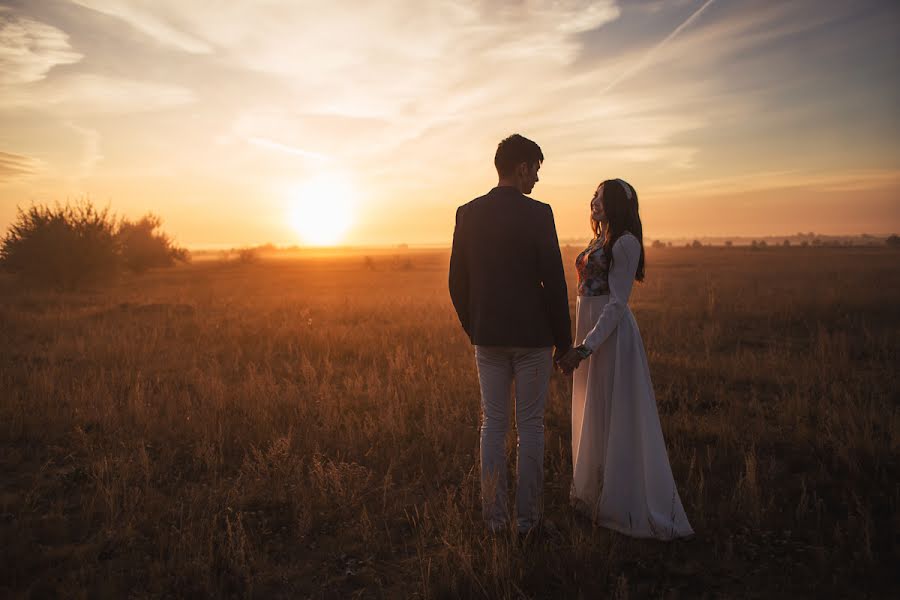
<box><xmin>186</xmin><ymin>232</ymin><xmax>899</xmax><ymax>252</ymax></box>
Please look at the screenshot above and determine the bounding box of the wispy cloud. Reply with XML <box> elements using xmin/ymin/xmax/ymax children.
<box><xmin>0</xmin><ymin>8</ymin><xmax>82</xmax><ymax>84</ymax></box>
<box><xmin>247</xmin><ymin>137</ymin><xmax>329</xmax><ymax>162</ymax></box>
<box><xmin>651</xmin><ymin>168</ymin><xmax>900</xmax><ymax>197</ymax></box>
<box><xmin>0</xmin><ymin>73</ymin><xmax>195</xmax><ymax>114</ymax></box>
<box><xmin>0</xmin><ymin>151</ymin><xmax>42</xmax><ymax>181</ymax></box>
<box><xmin>64</xmin><ymin>122</ymin><xmax>103</xmax><ymax>176</ymax></box>
<box><xmin>70</xmin><ymin>0</ymin><xmax>211</xmax><ymax>54</ymax></box>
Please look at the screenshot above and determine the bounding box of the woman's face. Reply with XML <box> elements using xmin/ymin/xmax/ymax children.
<box><xmin>591</xmin><ymin>184</ymin><xmax>606</xmax><ymax>224</ymax></box>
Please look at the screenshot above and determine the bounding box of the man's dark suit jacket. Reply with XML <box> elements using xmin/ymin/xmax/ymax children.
<box><xmin>449</xmin><ymin>186</ymin><xmax>572</xmax><ymax>351</ymax></box>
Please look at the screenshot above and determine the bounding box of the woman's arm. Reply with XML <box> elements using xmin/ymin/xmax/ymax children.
<box><xmin>581</xmin><ymin>234</ymin><xmax>641</xmax><ymax>352</ymax></box>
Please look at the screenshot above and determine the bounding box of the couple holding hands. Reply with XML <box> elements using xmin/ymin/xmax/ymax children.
<box><xmin>449</xmin><ymin>134</ymin><xmax>693</xmax><ymax>540</ymax></box>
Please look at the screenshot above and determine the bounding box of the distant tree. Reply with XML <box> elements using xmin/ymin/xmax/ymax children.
<box><xmin>652</xmin><ymin>239</ymin><xmax>665</xmax><ymax>249</ymax></box>
<box><xmin>237</xmin><ymin>247</ymin><xmax>259</xmax><ymax>263</ymax></box>
<box><xmin>363</xmin><ymin>255</ymin><xmax>376</xmax><ymax>270</ymax></box>
<box><xmin>0</xmin><ymin>201</ymin><xmax>119</xmax><ymax>287</ymax></box>
<box><xmin>666</xmin><ymin>241</ymin><xmax>672</xmax><ymax>248</ymax></box>
<box><xmin>812</xmin><ymin>238</ymin><xmax>822</xmax><ymax>246</ymax></box>
<box><xmin>783</xmin><ymin>239</ymin><xmax>791</xmax><ymax>247</ymax></box>
<box><xmin>117</xmin><ymin>214</ymin><xmax>189</xmax><ymax>273</ymax></box>
<box><xmin>691</xmin><ymin>239</ymin><xmax>702</xmax><ymax>248</ymax></box>
<box><xmin>724</xmin><ymin>240</ymin><xmax>733</xmax><ymax>247</ymax></box>
<box><xmin>758</xmin><ymin>240</ymin><xmax>768</xmax><ymax>248</ymax></box>
<box><xmin>800</xmin><ymin>240</ymin><xmax>809</xmax><ymax>247</ymax></box>
<box><xmin>886</xmin><ymin>234</ymin><xmax>900</xmax><ymax>248</ymax></box>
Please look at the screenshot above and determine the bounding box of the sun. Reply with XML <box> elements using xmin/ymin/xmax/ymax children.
<box><xmin>288</xmin><ymin>173</ymin><xmax>356</xmax><ymax>246</ymax></box>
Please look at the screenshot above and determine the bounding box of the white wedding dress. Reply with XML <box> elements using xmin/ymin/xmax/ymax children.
<box><xmin>571</xmin><ymin>233</ymin><xmax>693</xmax><ymax>539</ymax></box>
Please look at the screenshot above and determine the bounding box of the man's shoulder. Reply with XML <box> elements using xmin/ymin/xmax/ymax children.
<box><xmin>527</xmin><ymin>196</ymin><xmax>553</xmax><ymax>213</ymax></box>
<box><xmin>458</xmin><ymin>189</ymin><xmax>552</xmax><ymax>211</ymax></box>
<box><xmin>456</xmin><ymin>191</ymin><xmax>490</xmax><ymax>214</ymax></box>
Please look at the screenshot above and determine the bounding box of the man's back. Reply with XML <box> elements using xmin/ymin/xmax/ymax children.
<box><xmin>449</xmin><ymin>186</ymin><xmax>572</xmax><ymax>349</ymax></box>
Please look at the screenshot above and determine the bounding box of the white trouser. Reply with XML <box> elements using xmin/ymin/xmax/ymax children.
<box><xmin>474</xmin><ymin>345</ymin><xmax>553</xmax><ymax>532</ymax></box>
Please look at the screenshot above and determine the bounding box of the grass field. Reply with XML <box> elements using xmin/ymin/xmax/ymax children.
<box><xmin>1</xmin><ymin>246</ymin><xmax>898</xmax><ymax>598</ymax></box>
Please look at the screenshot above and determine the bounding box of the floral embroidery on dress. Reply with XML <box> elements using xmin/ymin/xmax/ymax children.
<box><xmin>575</xmin><ymin>238</ymin><xmax>610</xmax><ymax>296</ymax></box>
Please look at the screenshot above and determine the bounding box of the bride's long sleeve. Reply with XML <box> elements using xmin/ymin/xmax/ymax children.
<box><xmin>581</xmin><ymin>234</ymin><xmax>641</xmax><ymax>352</ymax></box>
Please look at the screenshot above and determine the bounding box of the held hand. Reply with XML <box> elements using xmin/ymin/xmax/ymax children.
<box><xmin>557</xmin><ymin>348</ymin><xmax>583</xmax><ymax>375</ymax></box>
<box><xmin>553</xmin><ymin>346</ymin><xmax>572</xmax><ymax>371</ymax></box>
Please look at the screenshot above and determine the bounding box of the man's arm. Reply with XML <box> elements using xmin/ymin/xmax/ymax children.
<box><xmin>448</xmin><ymin>206</ymin><xmax>471</xmax><ymax>336</ymax></box>
<box><xmin>537</xmin><ymin>204</ymin><xmax>573</xmax><ymax>352</ymax></box>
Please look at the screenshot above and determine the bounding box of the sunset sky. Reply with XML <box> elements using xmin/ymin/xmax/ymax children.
<box><xmin>1</xmin><ymin>0</ymin><xmax>898</xmax><ymax>247</ymax></box>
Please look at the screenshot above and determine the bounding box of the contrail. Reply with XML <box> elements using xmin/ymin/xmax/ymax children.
<box><xmin>248</xmin><ymin>136</ymin><xmax>329</xmax><ymax>161</ymax></box>
<box><xmin>598</xmin><ymin>0</ymin><xmax>718</xmax><ymax>95</ymax></box>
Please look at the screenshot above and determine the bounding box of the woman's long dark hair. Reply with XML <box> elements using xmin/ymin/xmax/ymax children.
<box><xmin>598</xmin><ymin>179</ymin><xmax>645</xmax><ymax>282</ymax></box>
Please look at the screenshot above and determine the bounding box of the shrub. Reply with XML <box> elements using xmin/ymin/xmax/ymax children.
<box><xmin>237</xmin><ymin>248</ymin><xmax>259</xmax><ymax>264</ymax></box>
<box><xmin>1</xmin><ymin>202</ymin><xmax>120</xmax><ymax>287</ymax></box>
<box><xmin>117</xmin><ymin>214</ymin><xmax>189</xmax><ymax>273</ymax></box>
<box><xmin>1</xmin><ymin>201</ymin><xmax>188</xmax><ymax>287</ymax></box>
<box><xmin>887</xmin><ymin>234</ymin><xmax>900</xmax><ymax>248</ymax></box>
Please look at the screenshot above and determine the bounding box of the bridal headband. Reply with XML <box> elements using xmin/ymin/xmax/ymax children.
<box><xmin>614</xmin><ymin>178</ymin><xmax>634</xmax><ymax>201</ymax></box>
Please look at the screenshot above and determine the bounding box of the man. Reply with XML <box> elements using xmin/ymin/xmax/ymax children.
<box><xmin>449</xmin><ymin>133</ymin><xmax>574</xmax><ymax>534</ymax></box>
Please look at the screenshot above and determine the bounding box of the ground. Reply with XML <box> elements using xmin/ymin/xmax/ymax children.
<box><xmin>1</xmin><ymin>246</ymin><xmax>897</xmax><ymax>598</ymax></box>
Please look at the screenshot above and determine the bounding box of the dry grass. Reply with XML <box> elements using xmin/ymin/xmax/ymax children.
<box><xmin>1</xmin><ymin>246</ymin><xmax>898</xmax><ymax>598</ymax></box>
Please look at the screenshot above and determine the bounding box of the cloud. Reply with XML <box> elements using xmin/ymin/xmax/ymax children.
<box><xmin>56</xmin><ymin>1</ymin><xmax>620</xmax><ymax>119</ymax></box>
<box><xmin>0</xmin><ymin>9</ymin><xmax>83</xmax><ymax>84</ymax></box>
<box><xmin>0</xmin><ymin>73</ymin><xmax>195</xmax><ymax>115</ymax></box>
<box><xmin>186</xmin><ymin>1</ymin><xmax>648</xmax><ymax>176</ymax></box>
<box><xmin>70</xmin><ymin>0</ymin><xmax>211</xmax><ymax>54</ymax></box>
<box><xmin>0</xmin><ymin>151</ymin><xmax>42</xmax><ymax>181</ymax></box>
<box><xmin>247</xmin><ymin>137</ymin><xmax>329</xmax><ymax>162</ymax></box>
<box><xmin>650</xmin><ymin>169</ymin><xmax>900</xmax><ymax>198</ymax></box>
<box><xmin>64</xmin><ymin>122</ymin><xmax>103</xmax><ymax>175</ymax></box>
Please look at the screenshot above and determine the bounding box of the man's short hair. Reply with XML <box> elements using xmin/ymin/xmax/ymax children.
<box><xmin>494</xmin><ymin>134</ymin><xmax>544</xmax><ymax>177</ymax></box>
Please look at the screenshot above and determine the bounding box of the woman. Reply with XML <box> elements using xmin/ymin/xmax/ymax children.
<box><xmin>558</xmin><ymin>178</ymin><xmax>693</xmax><ymax>539</ymax></box>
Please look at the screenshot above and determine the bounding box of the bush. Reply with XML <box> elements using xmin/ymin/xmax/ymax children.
<box><xmin>118</xmin><ymin>214</ymin><xmax>189</xmax><ymax>273</ymax></box>
<box><xmin>1</xmin><ymin>202</ymin><xmax>120</xmax><ymax>287</ymax></box>
<box><xmin>237</xmin><ymin>248</ymin><xmax>259</xmax><ymax>264</ymax></box>
<box><xmin>887</xmin><ymin>234</ymin><xmax>900</xmax><ymax>248</ymax></box>
<box><xmin>1</xmin><ymin>201</ymin><xmax>188</xmax><ymax>287</ymax></box>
